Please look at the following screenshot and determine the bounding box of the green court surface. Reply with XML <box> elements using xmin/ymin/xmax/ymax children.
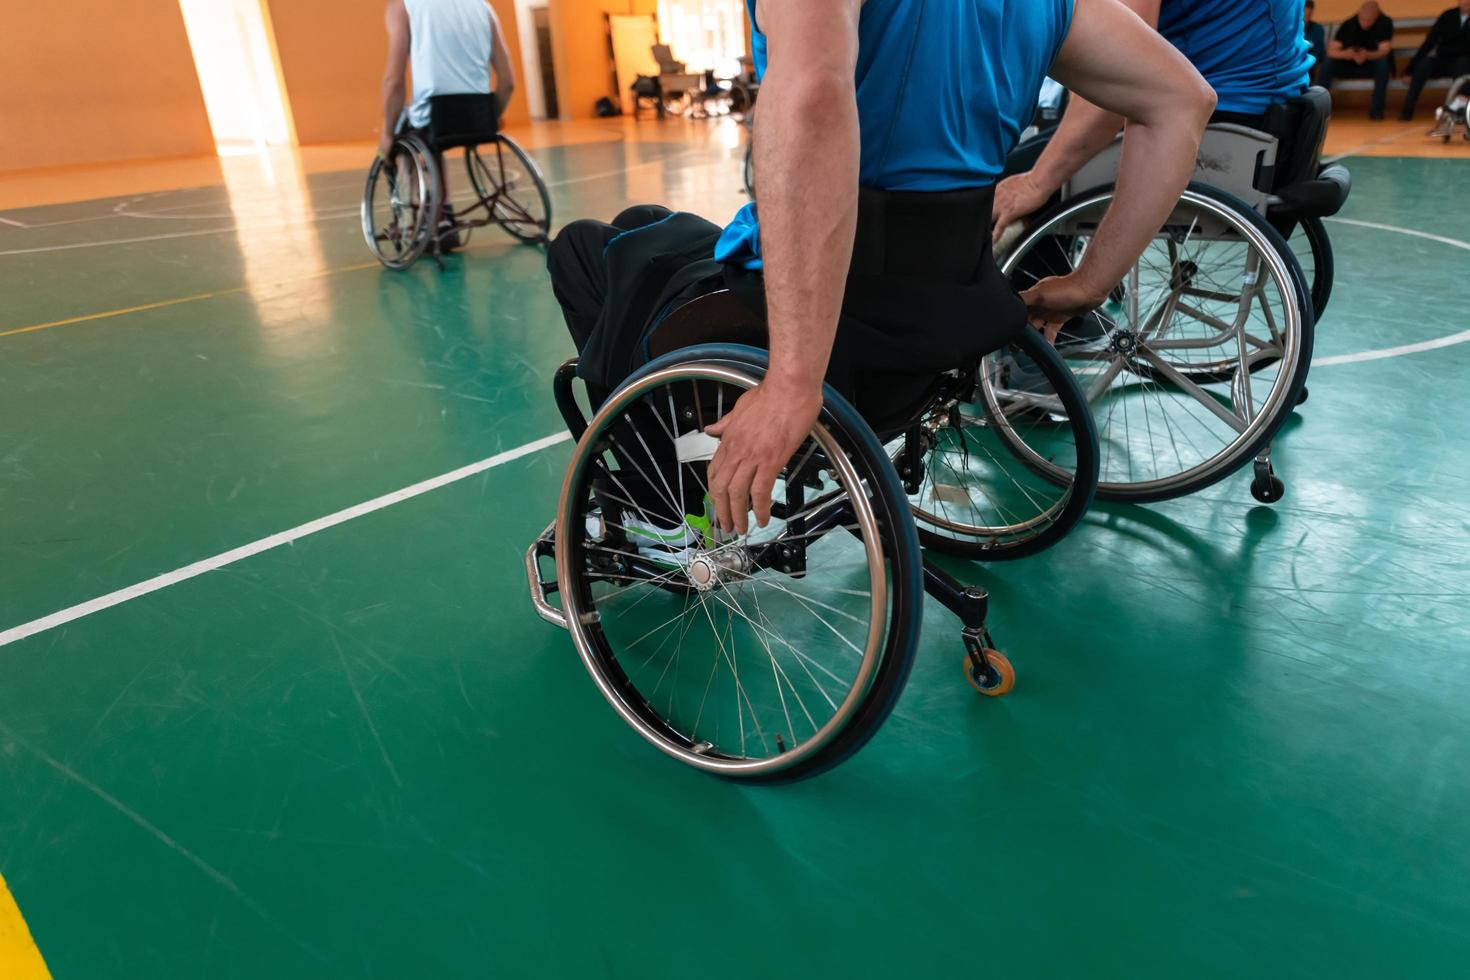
<box><xmin>2</xmin><ymin>145</ymin><xmax>1468</xmax><ymax>978</ymax></box>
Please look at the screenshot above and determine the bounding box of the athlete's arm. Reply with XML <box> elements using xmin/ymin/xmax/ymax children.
<box><xmin>379</xmin><ymin>0</ymin><xmax>411</xmax><ymax>158</ymax></box>
<box><xmin>706</xmin><ymin>0</ymin><xmax>862</xmax><ymax>535</ymax></box>
<box><xmin>488</xmin><ymin>4</ymin><xmax>517</xmax><ymax>115</ymax></box>
<box><xmin>1000</xmin><ymin>0</ymin><xmax>1215</xmax><ymax>337</ymax></box>
<box><xmin>991</xmin><ymin>0</ymin><xmax>1162</xmax><ymax>238</ymax></box>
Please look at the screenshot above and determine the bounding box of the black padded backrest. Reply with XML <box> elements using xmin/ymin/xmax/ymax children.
<box><xmin>647</xmin><ymin>290</ymin><xmax>767</xmax><ymax>360</ymax></box>
<box><xmin>426</xmin><ymin>94</ymin><xmax>500</xmax><ymax>150</ymax></box>
<box><xmin>1263</xmin><ymin>86</ymin><xmax>1331</xmax><ymax>190</ymax></box>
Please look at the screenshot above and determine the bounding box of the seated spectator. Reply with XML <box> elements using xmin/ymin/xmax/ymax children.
<box><xmin>1305</xmin><ymin>1</ymin><xmax>1329</xmax><ymax>83</ymax></box>
<box><xmin>1321</xmin><ymin>2</ymin><xmax>1396</xmax><ymax>119</ymax></box>
<box><xmin>1399</xmin><ymin>0</ymin><xmax>1470</xmax><ymax>119</ymax></box>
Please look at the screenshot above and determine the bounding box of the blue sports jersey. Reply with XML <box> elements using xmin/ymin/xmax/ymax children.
<box><xmin>1159</xmin><ymin>0</ymin><xmax>1313</xmax><ymax>115</ymax></box>
<box><xmin>716</xmin><ymin>0</ymin><xmax>1073</xmax><ymax>269</ymax></box>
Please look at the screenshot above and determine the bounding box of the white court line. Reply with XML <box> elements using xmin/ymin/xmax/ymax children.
<box><xmin>0</xmin><ymin>147</ymin><xmax>702</xmax><ymax>242</ymax></box>
<box><xmin>0</xmin><ymin>430</ymin><xmax>571</xmax><ymax>648</ymax></box>
<box><xmin>1322</xmin><ymin>216</ymin><xmax>1470</xmax><ymax>253</ymax></box>
<box><xmin>1315</xmin><ymin>328</ymin><xmax>1470</xmax><ymax>366</ymax></box>
<box><xmin>0</xmin><ymin>209</ymin><xmax>361</xmax><ymax>257</ymax></box>
<box><xmin>1311</xmin><ymin>218</ymin><xmax>1470</xmax><ymax>366</ymax></box>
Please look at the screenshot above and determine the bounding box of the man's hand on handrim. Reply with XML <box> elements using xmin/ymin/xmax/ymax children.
<box><xmin>705</xmin><ymin>378</ymin><xmax>824</xmax><ymax>537</ymax></box>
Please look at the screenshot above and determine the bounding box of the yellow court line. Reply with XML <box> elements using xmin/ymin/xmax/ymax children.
<box><xmin>0</xmin><ymin>260</ymin><xmax>382</xmax><ymax>339</ymax></box>
<box><xmin>0</xmin><ymin>873</ymin><xmax>50</xmax><ymax>980</ymax></box>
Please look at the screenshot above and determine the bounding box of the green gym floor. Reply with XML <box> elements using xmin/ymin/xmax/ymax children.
<box><xmin>2</xmin><ymin>129</ymin><xmax>1469</xmax><ymax>977</ymax></box>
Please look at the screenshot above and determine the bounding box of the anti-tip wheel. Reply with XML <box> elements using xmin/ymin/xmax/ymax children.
<box><xmin>1251</xmin><ymin>474</ymin><xmax>1286</xmax><ymax>504</ymax></box>
<box><xmin>964</xmin><ymin>650</ymin><xmax>1015</xmax><ymax>697</ymax></box>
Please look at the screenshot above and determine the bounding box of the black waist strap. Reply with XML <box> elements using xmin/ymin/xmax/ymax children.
<box><xmin>850</xmin><ymin>185</ymin><xmax>996</xmax><ymax>283</ymax></box>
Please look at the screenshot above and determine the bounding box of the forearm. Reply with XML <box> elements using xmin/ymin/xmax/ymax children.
<box><xmin>1073</xmin><ymin>110</ymin><xmax>1205</xmax><ymax>294</ymax></box>
<box><xmin>1366</xmin><ymin>44</ymin><xmax>1393</xmax><ymax>60</ymax></box>
<box><xmin>756</xmin><ymin>70</ymin><xmax>859</xmax><ymax>394</ymax></box>
<box><xmin>1030</xmin><ymin>97</ymin><xmax>1127</xmax><ymax>197</ymax></box>
<box><xmin>381</xmin><ymin>80</ymin><xmax>405</xmax><ymax>144</ymax></box>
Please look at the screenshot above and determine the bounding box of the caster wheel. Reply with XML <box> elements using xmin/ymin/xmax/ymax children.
<box><xmin>1251</xmin><ymin>474</ymin><xmax>1285</xmax><ymax>504</ymax></box>
<box><xmin>1296</xmin><ymin>386</ymin><xmax>1309</xmax><ymax>406</ymax></box>
<box><xmin>964</xmin><ymin>650</ymin><xmax>1015</xmax><ymax>697</ymax></box>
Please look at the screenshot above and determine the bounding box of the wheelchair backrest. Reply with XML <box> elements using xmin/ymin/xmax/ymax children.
<box><xmin>1262</xmin><ymin>86</ymin><xmax>1331</xmax><ymax>191</ymax></box>
<box><xmin>1066</xmin><ymin>125</ymin><xmax>1278</xmax><ymax>212</ymax></box>
<box><xmin>426</xmin><ymin>94</ymin><xmax>499</xmax><ymax>151</ymax></box>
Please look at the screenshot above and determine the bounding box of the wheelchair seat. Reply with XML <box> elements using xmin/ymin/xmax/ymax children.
<box><xmin>423</xmin><ymin>93</ymin><xmax>500</xmax><ymax>152</ymax></box>
<box><xmin>647</xmin><ymin>287</ymin><xmax>950</xmax><ymax>440</ymax></box>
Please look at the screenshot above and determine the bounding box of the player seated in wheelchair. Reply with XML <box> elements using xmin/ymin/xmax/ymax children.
<box><xmin>549</xmin><ymin>0</ymin><xmax>1213</xmax><ymax>536</ymax></box>
<box><xmin>377</xmin><ymin>0</ymin><xmax>516</xmax><ymax>249</ymax></box>
<box><xmin>994</xmin><ymin>0</ymin><xmax>1317</xmax><ymax>236</ymax></box>
<box><xmin>530</xmin><ymin>0</ymin><xmax>1216</xmax><ymax>779</ymax></box>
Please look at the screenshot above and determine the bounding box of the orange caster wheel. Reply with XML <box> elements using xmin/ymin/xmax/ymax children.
<box><xmin>964</xmin><ymin>650</ymin><xmax>1015</xmax><ymax>697</ymax></box>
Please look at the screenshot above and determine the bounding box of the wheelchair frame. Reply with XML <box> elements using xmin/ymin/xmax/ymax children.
<box><xmin>1429</xmin><ymin>75</ymin><xmax>1470</xmax><ymax>143</ymax></box>
<box><xmin>361</xmin><ymin>131</ymin><xmax>551</xmax><ymax>271</ymax></box>
<box><xmin>522</xmin><ymin>338</ymin><xmax>1102</xmax><ymax>779</ymax></box>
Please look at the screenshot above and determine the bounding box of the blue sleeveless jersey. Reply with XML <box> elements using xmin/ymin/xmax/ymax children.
<box><xmin>716</xmin><ymin>0</ymin><xmax>1073</xmax><ymax>269</ymax></box>
<box><xmin>1159</xmin><ymin>0</ymin><xmax>1313</xmax><ymax>115</ymax></box>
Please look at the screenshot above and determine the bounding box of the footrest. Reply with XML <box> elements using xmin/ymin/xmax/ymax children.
<box><xmin>525</xmin><ymin>522</ymin><xmax>568</xmax><ymax>629</ymax></box>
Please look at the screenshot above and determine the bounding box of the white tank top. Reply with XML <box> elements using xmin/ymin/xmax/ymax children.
<box><xmin>405</xmin><ymin>0</ymin><xmax>495</xmax><ymax>128</ymax></box>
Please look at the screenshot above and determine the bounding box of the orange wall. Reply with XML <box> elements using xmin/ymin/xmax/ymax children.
<box><xmin>0</xmin><ymin>0</ymin><xmax>213</xmax><ymax>172</ymax></box>
<box><xmin>549</xmin><ymin>0</ymin><xmax>657</xmax><ymax>119</ymax></box>
<box><xmin>265</xmin><ymin>0</ymin><xmax>530</xmax><ymax>146</ymax></box>
<box><xmin>1314</xmin><ymin>0</ymin><xmax>1449</xmax><ymax>21</ymax></box>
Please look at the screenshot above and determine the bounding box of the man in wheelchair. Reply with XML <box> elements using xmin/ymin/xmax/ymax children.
<box><xmin>993</xmin><ymin>0</ymin><xmax>1316</xmax><ymax>235</ymax></box>
<box><xmin>548</xmin><ymin>0</ymin><xmax>1216</xmax><ymax>539</ymax></box>
<box><xmin>377</xmin><ymin>0</ymin><xmax>517</xmax><ymax>247</ymax></box>
<box><xmin>533</xmin><ymin>0</ymin><xmax>1218</xmax><ymax>778</ymax></box>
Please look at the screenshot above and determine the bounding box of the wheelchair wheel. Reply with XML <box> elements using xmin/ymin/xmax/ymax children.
<box><xmin>466</xmin><ymin>135</ymin><xmax>551</xmax><ymax>243</ymax></box>
<box><xmin>554</xmin><ymin>347</ymin><xmax>923</xmax><ymax>781</ymax></box>
<box><xmin>1288</xmin><ymin>215</ymin><xmax>1334</xmax><ymax>324</ymax></box>
<box><xmin>742</xmin><ymin>141</ymin><xmax>755</xmax><ymax>199</ymax></box>
<box><xmin>906</xmin><ymin>326</ymin><xmax>1099</xmax><ymax>561</ymax></box>
<box><xmin>1002</xmin><ymin>184</ymin><xmax>1312</xmax><ymax>503</ymax></box>
<box><xmin>361</xmin><ymin>136</ymin><xmax>440</xmax><ymax>269</ymax></box>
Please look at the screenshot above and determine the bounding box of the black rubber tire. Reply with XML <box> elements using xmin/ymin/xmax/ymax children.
<box><xmin>569</xmin><ymin>344</ymin><xmax>925</xmax><ymax>783</ymax></box>
<box><xmin>362</xmin><ymin>136</ymin><xmax>439</xmax><ymax>270</ymax></box>
<box><xmin>1005</xmin><ymin>182</ymin><xmax>1315</xmax><ymax>505</ymax></box>
<box><xmin>466</xmin><ymin>135</ymin><xmax>552</xmax><ymax>243</ymax></box>
<box><xmin>915</xmin><ymin>326</ymin><xmax>1099</xmax><ymax>561</ymax></box>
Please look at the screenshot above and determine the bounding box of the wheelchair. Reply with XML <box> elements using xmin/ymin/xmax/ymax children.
<box><xmin>361</xmin><ymin>94</ymin><xmax>551</xmax><ymax>270</ymax></box>
<box><xmin>525</xmin><ymin>287</ymin><xmax>1099</xmax><ymax>781</ymax></box>
<box><xmin>1429</xmin><ymin>75</ymin><xmax>1470</xmax><ymax>143</ymax></box>
<box><xmin>1000</xmin><ymin>88</ymin><xmax>1350</xmax><ymax>504</ymax></box>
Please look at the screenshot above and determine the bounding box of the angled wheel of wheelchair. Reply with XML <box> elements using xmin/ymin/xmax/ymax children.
<box><xmin>361</xmin><ymin>135</ymin><xmax>440</xmax><ymax>270</ymax></box>
<box><xmin>904</xmin><ymin>326</ymin><xmax>1099</xmax><ymax>560</ymax></box>
<box><xmin>1287</xmin><ymin>214</ymin><xmax>1334</xmax><ymax>325</ymax></box>
<box><xmin>1002</xmin><ymin>183</ymin><xmax>1312</xmax><ymax>503</ymax></box>
<box><xmin>553</xmin><ymin>345</ymin><xmax>923</xmax><ymax>781</ymax></box>
<box><xmin>466</xmin><ymin>135</ymin><xmax>551</xmax><ymax>243</ymax></box>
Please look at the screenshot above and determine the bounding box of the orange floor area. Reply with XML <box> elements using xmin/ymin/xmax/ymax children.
<box><xmin>0</xmin><ymin>113</ymin><xmax>1462</xmax><ymax>214</ymax></box>
<box><xmin>0</xmin><ymin>117</ymin><xmax>683</xmax><ymax>212</ymax></box>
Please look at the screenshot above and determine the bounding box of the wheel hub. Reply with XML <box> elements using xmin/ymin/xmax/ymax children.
<box><xmin>1109</xmin><ymin>329</ymin><xmax>1139</xmax><ymax>356</ymax></box>
<box><xmin>685</xmin><ymin>549</ymin><xmax>750</xmax><ymax>592</ymax></box>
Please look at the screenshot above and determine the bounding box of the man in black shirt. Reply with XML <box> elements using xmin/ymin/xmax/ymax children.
<box><xmin>1400</xmin><ymin>0</ymin><xmax>1470</xmax><ymax>119</ymax></box>
<box><xmin>1321</xmin><ymin>1</ymin><xmax>1397</xmax><ymax>118</ymax></box>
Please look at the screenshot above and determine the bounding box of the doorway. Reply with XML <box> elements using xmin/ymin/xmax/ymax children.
<box><xmin>533</xmin><ymin>7</ymin><xmax>560</xmax><ymax>119</ymax></box>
